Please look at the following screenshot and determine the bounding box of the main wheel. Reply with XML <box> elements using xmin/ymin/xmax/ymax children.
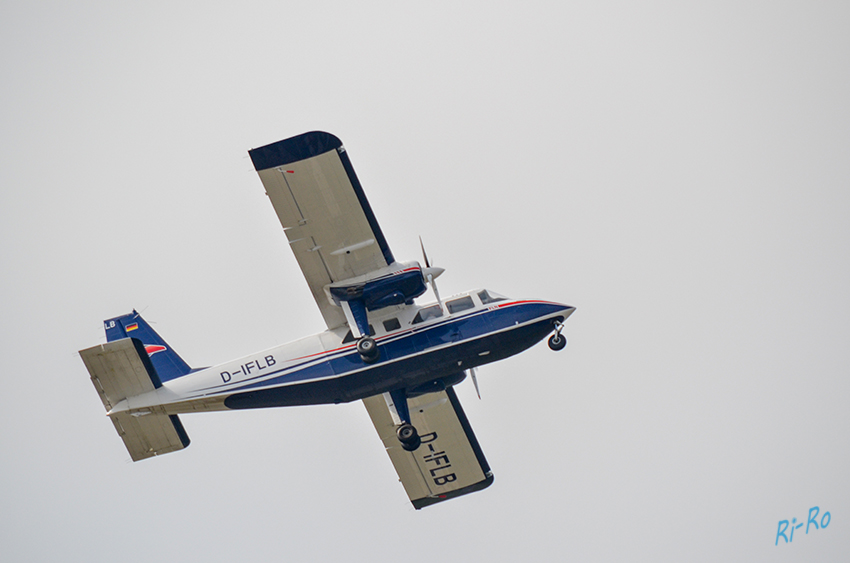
<box><xmin>401</xmin><ymin>435</ymin><xmax>422</xmax><ymax>451</ymax></box>
<box><xmin>397</xmin><ymin>423</ymin><xmax>421</xmax><ymax>451</ymax></box>
<box><xmin>548</xmin><ymin>333</ymin><xmax>567</xmax><ymax>351</ymax></box>
<box><xmin>396</xmin><ymin>423</ymin><xmax>417</xmax><ymax>442</ymax></box>
<box><xmin>357</xmin><ymin>337</ymin><xmax>380</xmax><ymax>363</ymax></box>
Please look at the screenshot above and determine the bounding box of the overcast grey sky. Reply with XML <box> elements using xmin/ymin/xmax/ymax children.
<box><xmin>2</xmin><ymin>1</ymin><xmax>849</xmax><ymax>561</ymax></box>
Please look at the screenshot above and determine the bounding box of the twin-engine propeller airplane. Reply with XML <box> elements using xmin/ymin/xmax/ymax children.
<box><xmin>79</xmin><ymin>131</ymin><xmax>575</xmax><ymax>508</ymax></box>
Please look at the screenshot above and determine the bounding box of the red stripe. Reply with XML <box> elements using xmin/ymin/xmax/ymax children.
<box><xmin>145</xmin><ymin>344</ymin><xmax>166</xmax><ymax>356</ymax></box>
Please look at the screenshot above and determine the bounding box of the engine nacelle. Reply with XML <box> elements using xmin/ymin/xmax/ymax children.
<box><xmin>326</xmin><ymin>261</ymin><xmax>428</xmax><ymax>311</ymax></box>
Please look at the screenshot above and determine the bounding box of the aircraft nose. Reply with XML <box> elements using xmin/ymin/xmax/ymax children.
<box><xmin>529</xmin><ymin>301</ymin><xmax>575</xmax><ymax>322</ymax></box>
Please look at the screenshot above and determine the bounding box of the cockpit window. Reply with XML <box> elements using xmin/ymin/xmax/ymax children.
<box><xmin>446</xmin><ymin>296</ymin><xmax>475</xmax><ymax>314</ymax></box>
<box><xmin>412</xmin><ymin>304</ymin><xmax>443</xmax><ymax>325</ymax></box>
<box><xmin>478</xmin><ymin>290</ymin><xmax>507</xmax><ymax>304</ymax></box>
<box><xmin>342</xmin><ymin>325</ymin><xmax>375</xmax><ymax>343</ymax></box>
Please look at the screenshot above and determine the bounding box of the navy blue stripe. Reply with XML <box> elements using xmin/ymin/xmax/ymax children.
<box><xmin>223</xmin><ymin>317</ymin><xmax>557</xmax><ymax>409</ymax></box>
<box><xmin>209</xmin><ymin>306</ymin><xmax>493</xmax><ymax>392</ymax></box>
<box><xmin>411</xmin><ymin>475</ymin><xmax>494</xmax><ymax>510</ymax></box>
<box><xmin>248</xmin><ymin>131</ymin><xmax>342</xmax><ymax>171</ymax></box>
<box><xmin>336</xmin><ymin>146</ymin><xmax>394</xmax><ymax>264</ymax></box>
<box><xmin>192</xmin><ymin>304</ymin><xmax>490</xmax><ymax>393</ymax></box>
<box><xmin>169</xmin><ymin>415</ymin><xmax>191</xmax><ymax>448</ymax></box>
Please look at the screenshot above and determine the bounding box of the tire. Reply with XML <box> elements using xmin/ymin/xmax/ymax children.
<box><xmin>398</xmin><ymin>424</ymin><xmax>421</xmax><ymax>451</ymax></box>
<box><xmin>548</xmin><ymin>333</ymin><xmax>567</xmax><ymax>351</ymax></box>
<box><xmin>396</xmin><ymin>423</ymin><xmax>418</xmax><ymax>442</ymax></box>
<box><xmin>401</xmin><ymin>434</ymin><xmax>422</xmax><ymax>451</ymax></box>
<box><xmin>357</xmin><ymin>337</ymin><xmax>380</xmax><ymax>362</ymax></box>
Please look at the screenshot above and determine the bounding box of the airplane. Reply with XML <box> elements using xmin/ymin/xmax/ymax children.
<box><xmin>79</xmin><ymin>131</ymin><xmax>575</xmax><ymax>509</ymax></box>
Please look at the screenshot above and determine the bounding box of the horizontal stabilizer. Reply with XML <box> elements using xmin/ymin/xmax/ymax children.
<box><xmin>79</xmin><ymin>338</ymin><xmax>190</xmax><ymax>461</ymax></box>
<box><xmin>80</xmin><ymin>338</ymin><xmax>161</xmax><ymax>411</ymax></box>
<box><xmin>109</xmin><ymin>409</ymin><xmax>190</xmax><ymax>462</ymax></box>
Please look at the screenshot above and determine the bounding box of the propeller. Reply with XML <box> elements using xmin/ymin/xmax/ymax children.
<box><xmin>467</xmin><ymin>367</ymin><xmax>481</xmax><ymax>399</ymax></box>
<box><xmin>419</xmin><ymin>236</ymin><xmax>445</xmax><ymax>308</ymax></box>
<box><xmin>418</xmin><ymin>237</ymin><xmax>478</xmax><ymax>398</ymax></box>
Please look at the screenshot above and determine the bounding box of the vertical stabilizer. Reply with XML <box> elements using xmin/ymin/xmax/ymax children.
<box><xmin>104</xmin><ymin>310</ymin><xmax>192</xmax><ymax>382</ymax></box>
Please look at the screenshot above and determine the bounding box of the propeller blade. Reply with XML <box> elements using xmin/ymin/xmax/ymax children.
<box><xmin>419</xmin><ymin>236</ymin><xmax>444</xmax><ymax>308</ymax></box>
<box><xmin>428</xmin><ymin>273</ymin><xmax>442</xmax><ymax>307</ymax></box>
<box><xmin>419</xmin><ymin>236</ymin><xmax>431</xmax><ymax>268</ymax></box>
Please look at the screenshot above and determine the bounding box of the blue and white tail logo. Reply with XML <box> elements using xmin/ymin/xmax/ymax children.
<box><xmin>104</xmin><ymin>310</ymin><xmax>192</xmax><ymax>382</ymax></box>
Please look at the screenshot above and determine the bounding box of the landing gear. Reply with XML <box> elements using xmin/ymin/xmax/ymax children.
<box><xmin>341</xmin><ymin>299</ymin><xmax>380</xmax><ymax>363</ymax></box>
<box><xmin>548</xmin><ymin>333</ymin><xmax>567</xmax><ymax>351</ymax></box>
<box><xmin>357</xmin><ymin>336</ymin><xmax>380</xmax><ymax>363</ymax></box>
<box><xmin>548</xmin><ymin>321</ymin><xmax>567</xmax><ymax>351</ymax></box>
<box><xmin>385</xmin><ymin>389</ymin><xmax>421</xmax><ymax>451</ymax></box>
<box><xmin>396</xmin><ymin>422</ymin><xmax>421</xmax><ymax>451</ymax></box>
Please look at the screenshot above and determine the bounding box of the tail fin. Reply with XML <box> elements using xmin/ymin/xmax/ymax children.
<box><xmin>104</xmin><ymin>310</ymin><xmax>192</xmax><ymax>382</ymax></box>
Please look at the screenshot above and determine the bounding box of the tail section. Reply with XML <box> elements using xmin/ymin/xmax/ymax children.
<box><xmin>79</xmin><ymin>337</ymin><xmax>191</xmax><ymax>461</ymax></box>
<box><xmin>104</xmin><ymin>310</ymin><xmax>192</xmax><ymax>382</ymax></box>
<box><xmin>81</xmin><ymin>311</ymin><xmax>193</xmax><ymax>461</ymax></box>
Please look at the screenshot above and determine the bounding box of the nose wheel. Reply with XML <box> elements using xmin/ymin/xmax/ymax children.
<box><xmin>548</xmin><ymin>321</ymin><xmax>567</xmax><ymax>351</ymax></box>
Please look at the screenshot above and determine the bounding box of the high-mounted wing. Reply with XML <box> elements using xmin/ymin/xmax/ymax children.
<box><xmin>249</xmin><ymin>132</ymin><xmax>395</xmax><ymax>329</ymax></box>
<box><xmin>363</xmin><ymin>387</ymin><xmax>493</xmax><ymax>509</ymax></box>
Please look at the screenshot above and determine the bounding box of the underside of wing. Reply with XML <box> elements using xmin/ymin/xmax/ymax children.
<box><xmin>363</xmin><ymin>386</ymin><xmax>493</xmax><ymax>509</ymax></box>
<box><xmin>249</xmin><ymin>132</ymin><xmax>395</xmax><ymax>329</ymax></box>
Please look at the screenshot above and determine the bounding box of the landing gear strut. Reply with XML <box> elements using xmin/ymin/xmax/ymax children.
<box><xmin>548</xmin><ymin>321</ymin><xmax>567</xmax><ymax>351</ymax></box>
<box><xmin>386</xmin><ymin>389</ymin><xmax>421</xmax><ymax>451</ymax></box>
<box><xmin>341</xmin><ymin>300</ymin><xmax>381</xmax><ymax>364</ymax></box>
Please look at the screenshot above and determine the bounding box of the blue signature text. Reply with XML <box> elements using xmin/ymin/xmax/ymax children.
<box><xmin>776</xmin><ymin>506</ymin><xmax>831</xmax><ymax>546</ymax></box>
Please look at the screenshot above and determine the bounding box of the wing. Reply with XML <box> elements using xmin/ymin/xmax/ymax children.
<box><xmin>363</xmin><ymin>387</ymin><xmax>493</xmax><ymax>509</ymax></box>
<box><xmin>249</xmin><ymin>132</ymin><xmax>395</xmax><ymax>329</ymax></box>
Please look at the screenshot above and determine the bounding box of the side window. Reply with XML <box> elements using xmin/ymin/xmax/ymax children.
<box><xmin>342</xmin><ymin>325</ymin><xmax>375</xmax><ymax>343</ymax></box>
<box><xmin>383</xmin><ymin>318</ymin><xmax>401</xmax><ymax>332</ymax></box>
<box><xmin>447</xmin><ymin>296</ymin><xmax>475</xmax><ymax>314</ymax></box>
<box><xmin>478</xmin><ymin>290</ymin><xmax>507</xmax><ymax>304</ymax></box>
<box><xmin>412</xmin><ymin>305</ymin><xmax>444</xmax><ymax>325</ymax></box>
